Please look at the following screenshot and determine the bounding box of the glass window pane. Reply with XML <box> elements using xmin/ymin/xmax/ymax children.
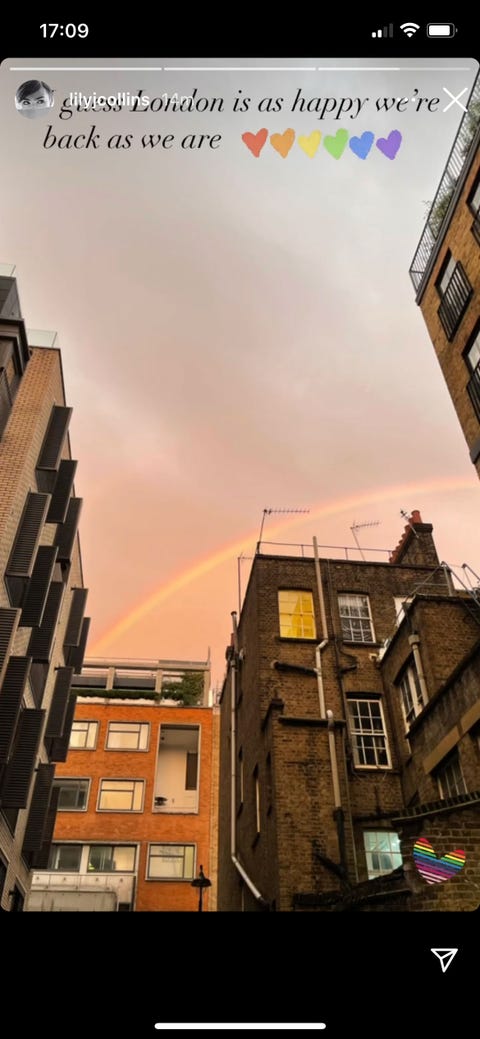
<box><xmin>113</xmin><ymin>846</ymin><xmax>136</xmax><ymax>871</ymax></box>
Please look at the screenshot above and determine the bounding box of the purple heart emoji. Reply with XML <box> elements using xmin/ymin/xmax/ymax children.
<box><xmin>376</xmin><ymin>130</ymin><xmax>402</xmax><ymax>160</ymax></box>
<box><xmin>349</xmin><ymin>131</ymin><xmax>374</xmax><ymax>160</ymax></box>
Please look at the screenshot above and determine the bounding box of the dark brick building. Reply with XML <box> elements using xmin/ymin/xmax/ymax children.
<box><xmin>217</xmin><ymin>512</ymin><xmax>480</xmax><ymax>911</ymax></box>
<box><xmin>410</xmin><ymin>72</ymin><xmax>480</xmax><ymax>477</ymax></box>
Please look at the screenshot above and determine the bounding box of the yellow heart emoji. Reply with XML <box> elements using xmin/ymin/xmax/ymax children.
<box><xmin>298</xmin><ymin>131</ymin><xmax>322</xmax><ymax>158</ymax></box>
<box><xmin>270</xmin><ymin>129</ymin><xmax>295</xmax><ymax>158</ymax></box>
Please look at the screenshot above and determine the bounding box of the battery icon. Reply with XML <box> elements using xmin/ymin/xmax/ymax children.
<box><xmin>427</xmin><ymin>23</ymin><xmax>456</xmax><ymax>37</ymax></box>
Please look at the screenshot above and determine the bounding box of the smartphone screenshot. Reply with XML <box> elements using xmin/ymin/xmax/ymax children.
<box><xmin>1</xmin><ymin>16</ymin><xmax>479</xmax><ymax>1036</ymax></box>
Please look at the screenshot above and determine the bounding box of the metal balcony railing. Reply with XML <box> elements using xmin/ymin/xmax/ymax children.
<box><xmin>467</xmin><ymin>359</ymin><xmax>480</xmax><ymax>421</ymax></box>
<box><xmin>437</xmin><ymin>262</ymin><xmax>473</xmax><ymax>340</ymax></box>
<box><xmin>409</xmin><ymin>72</ymin><xmax>480</xmax><ymax>294</ymax></box>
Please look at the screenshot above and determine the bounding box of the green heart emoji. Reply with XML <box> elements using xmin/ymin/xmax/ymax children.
<box><xmin>323</xmin><ymin>129</ymin><xmax>349</xmax><ymax>159</ymax></box>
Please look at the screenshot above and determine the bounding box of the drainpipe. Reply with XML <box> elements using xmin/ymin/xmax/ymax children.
<box><xmin>408</xmin><ymin>634</ymin><xmax>429</xmax><ymax>704</ymax></box>
<box><xmin>230</xmin><ymin>612</ymin><xmax>269</xmax><ymax>910</ymax></box>
<box><xmin>313</xmin><ymin>539</ymin><xmax>347</xmax><ymax>873</ymax></box>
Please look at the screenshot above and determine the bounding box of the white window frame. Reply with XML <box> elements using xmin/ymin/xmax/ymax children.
<box><xmin>338</xmin><ymin>593</ymin><xmax>375</xmax><ymax>643</ymax></box>
<box><xmin>398</xmin><ymin>662</ymin><xmax>425</xmax><ymax>729</ymax></box>
<box><xmin>54</xmin><ymin>778</ymin><xmax>90</xmax><ymax>812</ymax></box>
<box><xmin>105</xmin><ymin>721</ymin><xmax>150</xmax><ymax>751</ymax></box>
<box><xmin>69</xmin><ymin>720</ymin><xmax>98</xmax><ymax>750</ymax></box>
<box><xmin>436</xmin><ymin>752</ymin><xmax>467</xmax><ymax>799</ymax></box>
<box><xmin>97</xmin><ymin>778</ymin><xmax>145</xmax><ymax>813</ymax></box>
<box><xmin>363</xmin><ymin>831</ymin><xmax>403</xmax><ymax>879</ymax></box>
<box><xmin>347</xmin><ymin>698</ymin><xmax>391</xmax><ymax>769</ymax></box>
<box><xmin>146</xmin><ymin>843</ymin><xmax>196</xmax><ymax>881</ymax></box>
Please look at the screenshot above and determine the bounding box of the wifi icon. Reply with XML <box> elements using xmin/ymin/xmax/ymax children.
<box><xmin>400</xmin><ymin>22</ymin><xmax>420</xmax><ymax>36</ymax></box>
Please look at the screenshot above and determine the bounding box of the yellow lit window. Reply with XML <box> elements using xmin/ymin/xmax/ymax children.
<box><xmin>278</xmin><ymin>590</ymin><xmax>316</xmax><ymax>639</ymax></box>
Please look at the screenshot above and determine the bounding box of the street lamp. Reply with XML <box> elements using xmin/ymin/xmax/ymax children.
<box><xmin>191</xmin><ymin>865</ymin><xmax>211</xmax><ymax>912</ymax></box>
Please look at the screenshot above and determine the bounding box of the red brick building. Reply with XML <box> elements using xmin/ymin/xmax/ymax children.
<box><xmin>410</xmin><ymin>72</ymin><xmax>480</xmax><ymax>477</ymax></box>
<box><xmin>218</xmin><ymin>513</ymin><xmax>480</xmax><ymax>911</ymax></box>
<box><xmin>29</xmin><ymin>658</ymin><xmax>217</xmax><ymax>911</ymax></box>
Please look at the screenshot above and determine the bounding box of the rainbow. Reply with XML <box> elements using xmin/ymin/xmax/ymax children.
<box><xmin>90</xmin><ymin>474</ymin><xmax>478</xmax><ymax>652</ymax></box>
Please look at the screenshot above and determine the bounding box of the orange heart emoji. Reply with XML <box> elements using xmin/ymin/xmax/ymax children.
<box><xmin>270</xmin><ymin>128</ymin><xmax>295</xmax><ymax>158</ymax></box>
<box><xmin>242</xmin><ymin>128</ymin><xmax>268</xmax><ymax>157</ymax></box>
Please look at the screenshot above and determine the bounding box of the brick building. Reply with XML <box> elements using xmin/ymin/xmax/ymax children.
<box><xmin>28</xmin><ymin>657</ymin><xmax>218</xmax><ymax>911</ymax></box>
<box><xmin>0</xmin><ymin>271</ymin><xmax>89</xmax><ymax>911</ymax></box>
<box><xmin>217</xmin><ymin>512</ymin><xmax>480</xmax><ymax>911</ymax></box>
<box><xmin>410</xmin><ymin>72</ymin><xmax>480</xmax><ymax>477</ymax></box>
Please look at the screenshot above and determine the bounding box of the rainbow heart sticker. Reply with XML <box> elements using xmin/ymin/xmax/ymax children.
<box><xmin>242</xmin><ymin>128</ymin><xmax>268</xmax><ymax>157</ymax></box>
<box><xmin>413</xmin><ymin>838</ymin><xmax>466</xmax><ymax>884</ymax></box>
<box><xmin>270</xmin><ymin>128</ymin><xmax>295</xmax><ymax>158</ymax></box>
<box><xmin>298</xmin><ymin>131</ymin><xmax>322</xmax><ymax>158</ymax></box>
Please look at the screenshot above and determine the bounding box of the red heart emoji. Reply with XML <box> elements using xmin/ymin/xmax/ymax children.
<box><xmin>242</xmin><ymin>128</ymin><xmax>268</xmax><ymax>157</ymax></box>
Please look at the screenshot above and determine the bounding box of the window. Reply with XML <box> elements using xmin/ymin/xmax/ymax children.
<box><xmin>106</xmin><ymin>722</ymin><xmax>149</xmax><ymax>751</ymax></box>
<box><xmin>48</xmin><ymin>844</ymin><xmax>82</xmax><ymax>871</ymax></box>
<box><xmin>88</xmin><ymin>845</ymin><xmax>136</xmax><ymax>872</ymax></box>
<box><xmin>278</xmin><ymin>590</ymin><xmax>316</xmax><ymax>639</ymax></box>
<box><xmin>155</xmin><ymin>725</ymin><xmax>200</xmax><ymax>812</ymax></box>
<box><xmin>338</xmin><ymin>593</ymin><xmax>375</xmax><ymax>643</ymax></box>
<box><xmin>53</xmin><ymin>778</ymin><xmax>89</xmax><ymax>811</ymax></box>
<box><xmin>69</xmin><ymin>720</ymin><xmax>98</xmax><ymax>750</ymax></box>
<box><xmin>398</xmin><ymin>662</ymin><xmax>425</xmax><ymax>729</ymax></box>
<box><xmin>465</xmin><ymin>323</ymin><xmax>480</xmax><ymax>422</ymax></box>
<box><xmin>147</xmin><ymin>844</ymin><xmax>195</xmax><ymax>880</ymax></box>
<box><xmin>363</xmin><ymin>831</ymin><xmax>402</xmax><ymax>879</ymax></box>
<box><xmin>393</xmin><ymin>596</ymin><xmax>412</xmax><ymax>626</ymax></box>
<box><xmin>435</xmin><ymin>252</ymin><xmax>472</xmax><ymax>340</ymax></box>
<box><xmin>466</xmin><ymin>325</ymin><xmax>480</xmax><ymax>373</ymax></box>
<box><xmin>468</xmin><ymin>172</ymin><xmax>480</xmax><ymax>216</ymax></box>
<box><xmin>98</xmin><ymin>779</ymin><xmax>144</xmax><ymax>811</ymax></box>
<box><xmin>348</xmin><ymin>698</ymin><xmax>391</xmax><ymax>768</ymax></box>
<box><xmin>436</xmin><ymin>751</ymin><xmax>467</xmax><ymax>799</ymax></box>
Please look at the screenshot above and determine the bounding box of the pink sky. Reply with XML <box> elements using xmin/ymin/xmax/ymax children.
<box><xmin>1</xmin><ymin>58</ymin><xmax>479</xmax><ymax>685</ymax></box>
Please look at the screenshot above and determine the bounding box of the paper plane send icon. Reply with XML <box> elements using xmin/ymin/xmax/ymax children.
<box><xmin>431</xmin><ymin>948</ymin><xmax>458</xmax><ymax>973</ymax></box>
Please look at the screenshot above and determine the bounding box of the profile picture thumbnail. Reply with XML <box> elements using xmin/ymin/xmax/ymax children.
<box><xmin>15</xmin><ymin>80</ymin><xmax>55</xmax><ymax>119</ymax></box>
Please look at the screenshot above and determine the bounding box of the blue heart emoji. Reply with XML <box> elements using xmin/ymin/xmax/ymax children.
<box><xmin>349</xmin><ymin>131</ymin><xmax>374</xmax><ymax>160</ymax></box>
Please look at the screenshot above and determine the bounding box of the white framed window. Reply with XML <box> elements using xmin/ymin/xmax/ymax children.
<box><xmin>364</xmin><ymin>831</ymin><xmax>402</xmax><ymax>879</ymax></box>
<box><xmin>147</xmin><ymin>844</ymin><xmax>196</xmax><ymax>880</ymax></box>
<box><xmin>97</xmin><ymin>779</ymin><xmax>144</xmax><ymax>812</ymax></box>
<box><xmin>106</xmin><ymin>721</ymin><xmax>149</xmax><ymax>751</ymax></box>
<box><xmin>338</xmin><ymin>593</ymin><xmax>375</xmax><ymax>643</ymax></box>
<box><xmin>468</xmin><ymin>172</ymin><xmax>480</xmax><ymax>215</ymax></box>
<box><xmin>278</xmin><ymin>590</ymin><xmax>316</xmax><ymax>639</ymax></box>
<box><xmin>348</xmin><ymin>698</ymin><xmax>391</xmax><ymax>768</ymax></box>
<box><xmin>48</xmin><ymin>844</ymin><xmax>82</xmax><ymax>871</ymax></box>
<box><xmin>436</xmin><ymin>251</ymin><xmax>456</xmax><ymax>296</ymax></box>
<box><xmin>398</xmin><ymin>662</ymin><xmax>425</xmax><ymax>729</ymax></box>
<box><xmin>53</xmin><ymin>778</ymin><xmax>90</xmax><ymax>811</ymax></box>
<box><xmin>436</xmin><ymin>751</ymin><xmax>467</xmax><ymax>799</ymax></box>
<box><xmin>69</xmin><ymin>720</ymin><xmax>98</xmax><ymax>750</ymax></box>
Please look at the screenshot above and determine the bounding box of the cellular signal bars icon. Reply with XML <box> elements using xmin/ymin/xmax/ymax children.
<box><xmin>372</xmin><ymin>24</ymin><xmax>394</xmax><ymax>38</ymax></box>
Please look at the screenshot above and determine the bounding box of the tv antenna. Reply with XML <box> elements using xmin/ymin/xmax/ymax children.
<box><xmin>400</xmin><ymin>509</ymin><xmax>419</xmax><ymax>538</ymax></box>
<box><xmin>350</xmin><ymin>520</ymin><xmax>380</xmax><ymax>561</ymax></box>
<box><xmin>257</xmin><ymin>507</ymin><xmax>310</xmax><ymax>552</ymax></box>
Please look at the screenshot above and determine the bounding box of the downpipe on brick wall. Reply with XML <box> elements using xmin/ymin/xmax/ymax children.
<box><xmin>408</xmin><ymin>633</ymin><xmax>429</xmax><ymax>704</ymax></box>
<box><xmin>313</xmin><ymin>537</ymin><xmax>348</xmax><ymax>876</ymax></box>
<box><xmin>230</xmin><ymin>611</ymin><xmax>269</xmax><ymax>910</ymax></box>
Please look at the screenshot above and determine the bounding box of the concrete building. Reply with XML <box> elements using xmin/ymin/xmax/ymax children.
<box><xmin>28</xmin><ymin>657</ymin><xmax>218</xmax><ymax>911</ymax></box>
<box><xmin>217</xmin><ymin>512</ymin><xmax>480</xmax><ymax>911</ymax></box>
<box><xmin>0</xmin><ymin>270</ymin><xmax>89</xmax><ymax>911</ymax></box>
<box><xmin>410</xmin><ymin>72</ymin><xmax>480</xmax><ymax>477</ymax></box>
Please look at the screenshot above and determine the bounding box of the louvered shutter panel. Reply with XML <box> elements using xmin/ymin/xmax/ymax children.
<box><xmin>0</xmin><ymin>708</ymin><xmax>45</xmax><ymax>807</ymax></box>
<box><xmin>63</xmin><ymin>588</ymin><xmax>88</xmax><ymax>648</ymax></box>
<box><xmin>0</xmin><ymin>607</ymin><xmax>20</xmax><ymax>686</ymax></box>
<box><xmin>36</xmin><ymin>406</ymin><xmax>72</xmax><ymax>470</ymax></box>
<box><xmin>22</xmin><ymin>763</ymin><xmax>55</xmax><ymax>855</ymax></box>
<box><xmin>28</xmin><ymin>582</ymin><xmax>64</xmax><ymax>662</ymax></box>
<box><xmin>46</xmin><ymin>459</ymin><xmax>77</xmax><ymax>524</ymax></box>
<box><xmin>0</xmin><ymin>656</ymin><xmax>31</xmax><ymax>764</ymax></box>
<box><xmin>55</xmin><ymin>498</ymin><xmax>83</xmax><ymax>563</ymax></box>
<box><xmin>6</xmin><ymin>493</ymin><xmax>50</xmax><ymax>605</ymax></box>
<box><xmin>30</xmin><ymin>781</ymin><xmax>59</xmax><ymax>866</ymax></box>
<box><xmin>49</xmin><ymin>695</ymin><xmax>77</xmax><ymax>762</ymax></box>
<box><xmin>45</xmin><ymin>667</ymin><xmax>74</xmax><ymax>738</ymax></box>
<box><xmin>66</xmin><ymin>617</ymin><xmax>90</xmax><ymax>674</ymax></box>
<box><xmin>20</xmin><ymin>545</ymin><xmax>58</xmax><ymax>627</ymax></box>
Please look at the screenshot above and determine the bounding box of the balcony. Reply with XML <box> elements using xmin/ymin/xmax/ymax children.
<box><xmin>409</xmin><ymin>72</ymin><xmax>480</xmax><ymax>295</ymax></box>
<box><xmin>467</xmin><ymin>360</ymin><xmax>480</xmax><ymax>421</ymax></box>
<box><xmin>437</xmin><ymin>262</ymin><xmax>473</xmax><ymax>340</ymax></box>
